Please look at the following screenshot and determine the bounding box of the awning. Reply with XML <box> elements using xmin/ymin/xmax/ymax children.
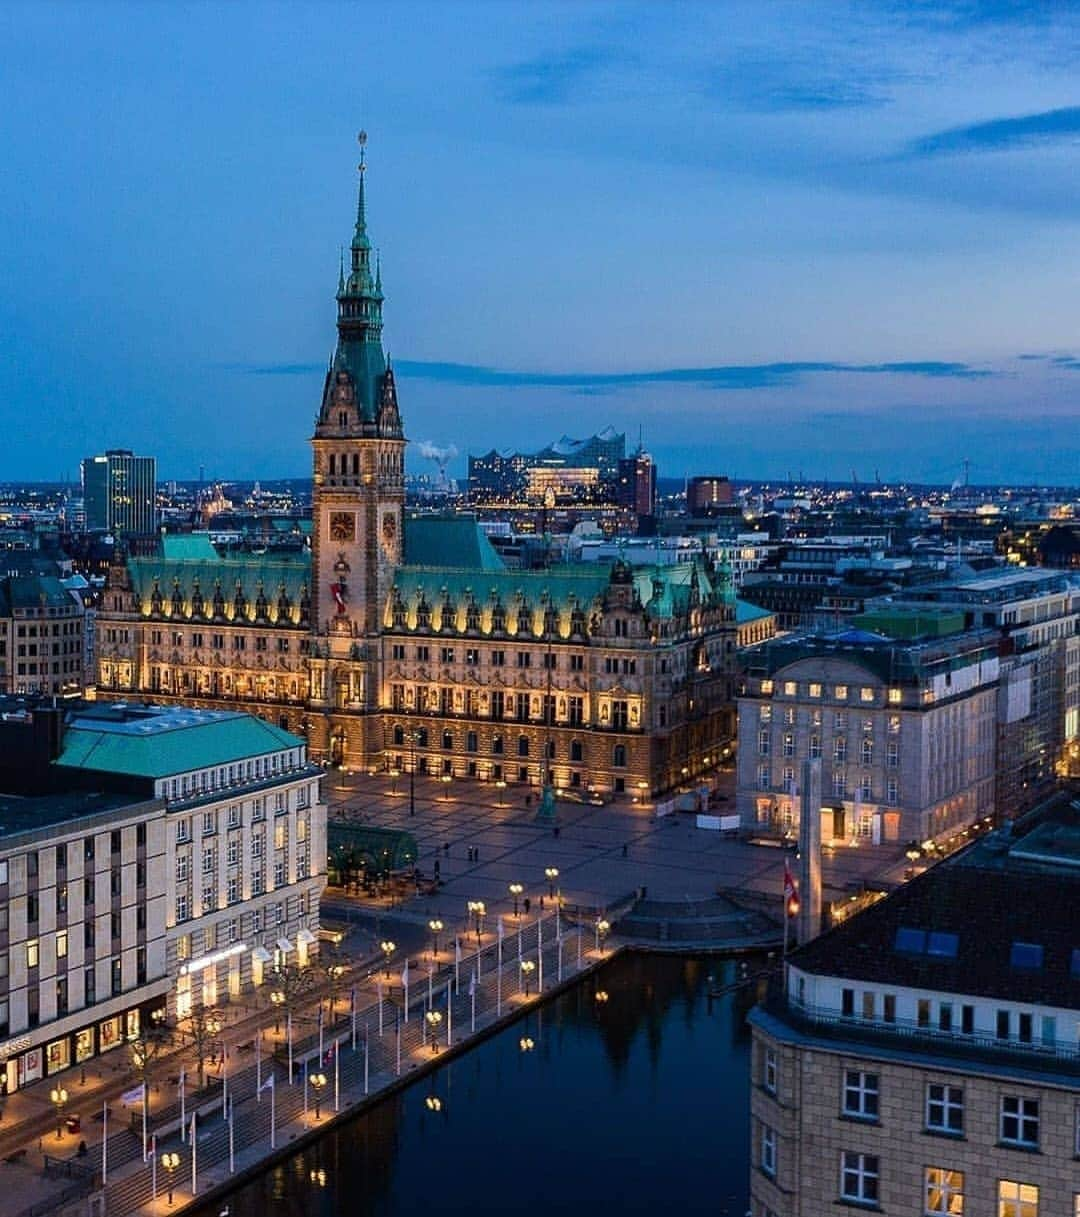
<box><xmin>276</xmin><ymin>937</ymin><xmax>293</xmax><ymax>954</ymax></box>
<box><xmin>296</xmin><ymin>928</ymin><xmax>317</xmax><ymax>946</ymax></box>
<box><xmin>252</xmin><ymin>946</ymin><xmax>272</xmax><ymax>964</ymax></box>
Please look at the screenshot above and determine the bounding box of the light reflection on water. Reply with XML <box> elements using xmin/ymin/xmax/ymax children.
<box><xmin>194</xmin><ymin>953</ymin><xmax>755</xmax><ymax>1217</ymax></box>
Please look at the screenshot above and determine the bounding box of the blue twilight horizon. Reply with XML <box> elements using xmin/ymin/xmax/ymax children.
<box><xmin>2</xmin><ymin>0</ymin><xmax>1080</xmax><ymax>486</ymax></box>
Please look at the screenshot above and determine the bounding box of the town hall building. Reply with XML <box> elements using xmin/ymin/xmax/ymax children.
<box><xmin>95</xmin><ymin>142</ymin><xmax>761</xmax><ymax>797</ymax></box>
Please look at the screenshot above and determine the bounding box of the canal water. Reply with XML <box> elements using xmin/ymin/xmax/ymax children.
<box><xmin>195</xmin><ymin>952</ymin><xmax>754</xmax><ymax>1217</ymax></box>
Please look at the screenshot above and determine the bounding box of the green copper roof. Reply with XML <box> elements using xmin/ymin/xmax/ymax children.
<box><xmin>736</xmin><ymin>599</ymin><xmax>774</xmax><ymax>624</ymax></box>
<box><xmin>403</xmin><ymin>516</ymin><xmax>505</xmax><ymax>571</ymax></box>
<box><xmin>162</xmin><ymin>534</ymin><xmax>220</xmax><ymax>562</ymax></box>
<box><xmin>57</xmin><ymin>709</ymin><xmax>303</xmax><ymax>779</ymax></box>
<box><xmin>126</xmin><ymin>550</ymin><xmax>310</xmax><ymax>623</ymax></box>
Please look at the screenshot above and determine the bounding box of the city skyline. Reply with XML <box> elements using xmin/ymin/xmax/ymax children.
<box><xmin>4</xmin><ymin>2</ymin><xmax>1080</xmax><ymax>483</ymax></box>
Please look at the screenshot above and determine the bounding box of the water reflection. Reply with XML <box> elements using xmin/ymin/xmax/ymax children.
<box><xmin>194</xmin><ymin>952</ymin><xmax>754</xmax><ymax>1217</ymax></box>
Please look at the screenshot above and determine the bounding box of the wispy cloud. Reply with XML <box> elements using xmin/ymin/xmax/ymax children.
<box><xmin>394</xmin><ymin>358</ymin><xmax>991</xmax><ymax>391</ymax></box>
<box><xmin>909</xmin><ymin>105</ymin><xmax>1080</xmax><ymax>156</ymax></box>
<box><xmin>706</xmin><ymin>54</ymin><xmax>894</xmax><ymax>112</ymax></box>
<box><xmin>493</xmin><ymin>47</ymin><xmax>615</xmax><ymax>106</ymax></box>
<box><xmin>231</xmin><ymin>358</ymin><xmax>991</xmax><ymax>388</ymax></box>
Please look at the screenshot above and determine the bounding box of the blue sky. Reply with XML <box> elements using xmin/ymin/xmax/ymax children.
<box><xmin>3</xmin><ymin>0</ymin><xmax>1080</xmax><ymax>485</ymax></box>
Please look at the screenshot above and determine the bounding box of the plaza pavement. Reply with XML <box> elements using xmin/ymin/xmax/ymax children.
<box><xmin>322</xmin><ymin>769</ymin><xmax>913</xmax><ymax>940</ymax></box>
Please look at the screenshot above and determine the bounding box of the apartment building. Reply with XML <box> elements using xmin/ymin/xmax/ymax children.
<box><xmin>748</xmin><ymin>789</ymin><xmax>1080</xmax><ymax>1217</ymax></box>
<box><xmin>737</xmin><ymin>624</ymin><xmax>1000</xmax><ymax>844</ymax></box>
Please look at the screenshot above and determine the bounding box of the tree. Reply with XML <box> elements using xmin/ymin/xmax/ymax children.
<box><xmin>185</xmin><ymin>1003</ymin><xmax>223</xmax><ymax>1090</ymax></box>
<box><xmin>128</xmin><ymin>1024</ymin><xmax>169</xmax><ymax>1093</ymax></box>
<box><xmin>267</xmin><ymin>959</ymin><xmax>316</xmax><ymax>1022</ymax></box>
<box><xmin>319</xmin><ymin>941</ymin><xmax>349</xmax><ymax>1017</ymax></box>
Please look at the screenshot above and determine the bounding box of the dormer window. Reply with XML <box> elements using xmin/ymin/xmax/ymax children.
<box><xmin>339</xmin><ymin>411</ymin><xmax>348</xmax><ymax>427</ymax></box>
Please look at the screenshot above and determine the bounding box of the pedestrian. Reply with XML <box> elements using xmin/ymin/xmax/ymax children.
<box><xmin>443</xmin><ymin>842</ymin><xmax>450</xmax><ymax>857</ymax></box>
<box><xmin>622</xmin><ymin>843</ymin><xmax>628</xmax><ymax>857</ymax></box>
<box><xmin>539</xmin><ymin>895</ymin><xmax>545</xmax><ymax>911</ymax></box>
<box><xmin>523</xmin><ymin>897</ymin><xmax>531</xmax><ymax>915</ymax></box>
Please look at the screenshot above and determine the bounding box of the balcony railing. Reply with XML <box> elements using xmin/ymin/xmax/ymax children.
<box><xmin>771</xmin><ymin>988</ymin><xmax>1080</xmax><ymax>1076</ymax></box>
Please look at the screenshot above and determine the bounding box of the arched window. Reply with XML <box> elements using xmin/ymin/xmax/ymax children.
<box><xmin>613</xmin><ymin>744</ymin><xmax>627</xmax><ymax>768</ymax></box>
<box><xmin>518</xmin><ymin>736</ymin><xmax>529</xmax><ymax>757</ymax></box>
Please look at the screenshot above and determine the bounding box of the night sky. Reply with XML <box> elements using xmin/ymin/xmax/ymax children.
<box><xmin>3</xmin><ymin>1</ymin><xmax>1080</xmax><ymax>484</ymax></box>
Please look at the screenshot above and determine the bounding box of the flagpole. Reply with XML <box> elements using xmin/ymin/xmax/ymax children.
<box><xmin>364</xmin><ymin>1028</ymin><xmax>369</xmax><ymax>1095</ymax></box>
<box><xmin>270</xmin><ymin>1078</ymin><xmax>276</xmax><ymax>1150</ymax></box>
<box><xmin>303</xmin><ymin>1058</ymin><xmax>309</xmax><ymax>1115</ymax></box>
<box><xmin>222</xmin><ymin>1043</ymin><xmax>228</xmax><ymax>1122</ymax></box>
<box><xmin>151</xmin><ymin>1134</ymin><xmax>157</xmax><ymax>1202</ymax></box>
<box><xmin>256</xmin><ymin>1030</ymin><xmax>262</xmax><ymax>1101</ymax></box>
<box><xmin>228</xmin><ymin>1102</ymin><xmax>235</xmax><ymax>1173</ymax></box>
<box><xmin>318</xmin><ymin>1004</ymin><xmax>324</xmax><ymax>1059</ymax></box>
<box><xmin>538</xmin><ymin>913</ymin><xmax>544</xmax><ymax>992</ymax></box>
<box><xmin>471</xmin><ymin>970</ymin><xmax>477</xmax><ymax>1032</ymax></box>
<box><xmin>454</xmin><ymin>937</ymin><xmax>460</xmax><ymax>994</ymax></box>
<box><xmin>179</xmin><ymin>1069</ymin><xmax>186</xmax><ymax>1140</ymax></box>
<box><xmin>428</xmin><ymin>962</ymin><xmax>433</xmax><ymax>1009</ymax></box>
<box><xmin>396</xmin><ymin>1015</ymin><xmax>401</xmax><ymax>1076</ymax></box>
<box><xmin>142</xmin><ymin>1081</ymin><xmax>148</xmax><ymax>1161</ymax></box>
<box><xmin>334</xmin><ymin>1041</ymin><xmax>340</xmax><ymax>1112</ymax></box>
<box><xmin>191</xmin><ymin>1112</ymin><xmax>197</xmax><ymax>1197</ymax></box>
<box><xmin>403</xmin><ymin>962</ymin><xmax>409</xmax><ymax>1023</ymax></box>
<box><xmin>351</xmin><ymin>991</ymin><xmax>357</xmax><ymax>1052</ymax></box>
<box><xmin>287</xmin><ymin>1010</ymin><xmax>294</xmax><ymax>1083</ymax></box>
<box><xmin>102</xmin><ymin>1100</ymin><xmax>108</xmax><ymax>1185</ymax></box>
<box><xmin>446</xmin><ymin>982</ymin><xmax>452</xmax><ymax>1049</ymax></box>
<box><xmin>377</xmin><ymin>979</ymin><xmax>384</xmax><ymax>1037</ymax></box>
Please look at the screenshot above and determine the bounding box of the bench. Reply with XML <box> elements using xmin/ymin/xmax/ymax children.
<box><xmin>4</xmin><ymin>1148</ymin><xmax>27</xmax><ymax>1164</ymax></box>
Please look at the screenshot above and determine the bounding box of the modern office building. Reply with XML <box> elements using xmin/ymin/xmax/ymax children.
<box><xmin>82</xmin><ymin>449</ymin><xmax>158</xmax><ymax>537</ymax></box>
<box><xmin>687</xmin><ymin>475</ymin><xmax>734</xmax><ymax>515</ymax></box>
<box><xmin>94</xmin><ymin>150</ymin><xmax>742</xmax><ymax>797</ymax></box>
<box><xmin>897</xmin><ymin>568</ymin><xmax>1080</xmax><ymax>815</ymax></box>
<box><xmin>736</xmin><ymin>621</ymin><xmax>1000</xmax><ymax>844</ymax></box>
<box><xmin>748</xmin><ymin>788</ymin><xmax>1080</xmax><ymax>1217</ymax></box>
<box><xmin>0</xmin><ymin>785</ymin><xmax>169</xmax><ymax>1096</ymax></box>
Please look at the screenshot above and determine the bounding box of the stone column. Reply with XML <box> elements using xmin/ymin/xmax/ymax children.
<box><xmin>797</xmin><ymin>758</ymin><xmax>822</xmax><ymax>945</ymax></box>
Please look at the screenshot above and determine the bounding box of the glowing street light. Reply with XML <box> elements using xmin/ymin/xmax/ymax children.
<box><xmin>520</xmin><ymin>959</ymin><xmax>536</xmax><ymax>996</ymax></box>
<box><xmin>309</xmin><ymin>1071</ymin><xmax>327</xmax><ymax>1119</ymax></box>
<box><xmin>494</xmin><ymin>779</ymin><xmax>508</xmax><ymax>807</ymax></box>
<box><xmin>425</xmin><ymin>1009</ymin><xmax>443</xmax><ymax>1053</ymax></box>
<box><xmin>162</xmin><ymin>1151</ymin><xmax>181</xmax><ymax>1205</ymax></box>
<box><xmin>428</xmin><ymin>918</ymin><xmax>444</xmax><ymax>961</ymax></box>
<box><xmin>381</xmin><ymin>940</ymin><xmax>396</xmax><ymax>978</ymax></box>
<box><xmin>519</xmin><ymin>1035</ymin><xmax>535</xmax><ymax>1052</ymax></box>
<box><xmin>270</xmin><ymin>989</ymin><xmax>285</xmax><ymax>1031</ymax></box>
<box><xmin>508</xmin><ymin>882</ymin><xmax>524</xmax><ymax>917</ymax></box>
<box><xmin>467</xmin><ymin>900</ymin><xmax>486</xmax><ymax>947</ymax></box>
<box><xmin>594</xmin><ymin>989</ymin><xmax>610</xmax><ymax>1004</ymax></box>
<box><xmin>595</xmin><ymin>918</ymin><xmax>610</xmax><ymax>954</ymax></box>
<box><xmin>50</xmin><ymin>1086</ymin><xmax>68</xmax><ymax>1139</ymax></box>
<box><xmin>425</xmin><ymin>1095</ymin><xmax>442</xmax><ymax>1112</ymax></box>
<box><xmin>544</xmin><ymin>867</ymin><xmax>559</xmax><ymax>898</ymax></box>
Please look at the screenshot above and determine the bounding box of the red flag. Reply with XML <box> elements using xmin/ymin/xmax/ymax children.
<box><xmin>783</xmin><ymin>858</ymin><xmax>797</xmax><ymax>901</ymax></box>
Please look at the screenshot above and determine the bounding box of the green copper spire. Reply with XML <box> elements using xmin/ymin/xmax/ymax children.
<box><xmin>337</xmin><ymin>247</ymin><xmax>345</xmax><ymax>295</ymax></box>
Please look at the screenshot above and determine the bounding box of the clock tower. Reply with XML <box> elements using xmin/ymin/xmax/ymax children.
<box><xmin>311</xmin><ymin>134</ymin><xmax>405</xmax><ymax>642</ymax></box>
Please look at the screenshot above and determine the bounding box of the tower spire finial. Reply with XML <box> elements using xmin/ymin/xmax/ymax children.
<box><xmin>355</xmin><ymin>130</ymin><xmax>368</xmax><ymax>238</ymax></box>
<box><xmin>338</xmin><ymin>246</ymin><xmax>345</xmax><ymax>294</ymax></box>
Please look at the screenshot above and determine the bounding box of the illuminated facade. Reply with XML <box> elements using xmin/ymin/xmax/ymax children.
<box><xmin>95</xmin><ymin>147</ymin><xmax>742</xmax><ymax>796</ymax></box>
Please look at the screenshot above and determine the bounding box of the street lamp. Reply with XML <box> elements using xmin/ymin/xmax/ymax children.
<box><xmin>494</xmin><ymin>778</ymin><xmax>508</xmax><ymax>807</ymax></box>
<box><xmin>309</xmin><ymin>1071</ymin><xmax>327</xmax><ymax>1119</ymax></box>
<box><xmin>162</xmin><ymin>1151</ymin><xmax>180</xmax><ymax>1205</ymax></box>
<box><xmin>519</xmin><ymin>1035</ymin><xmax>535</xmax><ymax>1052</ymax></box>
<box><xmin>594</xmin><ymin>989</ymin><xmax>610</xmax><ymax>1004</ymax></box>
<box><xmin>467</xmin><ymin>900</ymin><xmax>486</xmax><ymax>947</ymax></box>
<box><xmin>595</xmin><ymin>917</ymin><xmax>610</xmax><ymax>954</ymax></box>
<box><xmin>270</xmin><ymin>989</ymin><xmax>285</xmax><ymax>1032</ymax></box>
<box><xmin>520</xmin><ymin>959</ymin><xmax>536</xmax><ymax>996</ymax></box>
<box><xmin>425</xmin><ymin>1009</ymin><xmax>443</xmax><ymax>1053</ymax></box>
<box><xmin>425</xmin><ymin>1095</ymin><xmax>442</xmax><ymax>1112</ymax></box>
<box><xmin>428</xmin><ymin>918</ymin><xmax>444</xmax><ymax>962</ymax></box>
<box><xmin>381</xmin><ymin>940</ymin><xmax>396</xmax><ymax>978</ymax></box>
<box><xmin>508</xmin><ymin>882</ymin><xmax>523</xmax><ymax>918</ymax></box>
<box><xmin>50</xmin><ymin>1086</ymin><xmax>68</xmax><ymax>1139</ymax></box>
<box><xmin>544</xmin><ymin>867</ymin><xmax>559</xmax><ymax>898</ymax></box>
<box><xmin>440</xmin><ymin>773</ymin><xmax>453</xmax><ymax>801</ymax></box>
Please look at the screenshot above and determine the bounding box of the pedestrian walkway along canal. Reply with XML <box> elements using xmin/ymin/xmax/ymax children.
<box><xmin>191</xmin><ymin>952</ymin><xmax>754</xmax><ymax>1217</ymax></box>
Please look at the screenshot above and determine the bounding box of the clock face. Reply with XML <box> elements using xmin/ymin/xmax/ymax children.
<box><xmin>329</xmin><ymin>511</ymin><xmax>355</xmax><ymax>543</ymax></box>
